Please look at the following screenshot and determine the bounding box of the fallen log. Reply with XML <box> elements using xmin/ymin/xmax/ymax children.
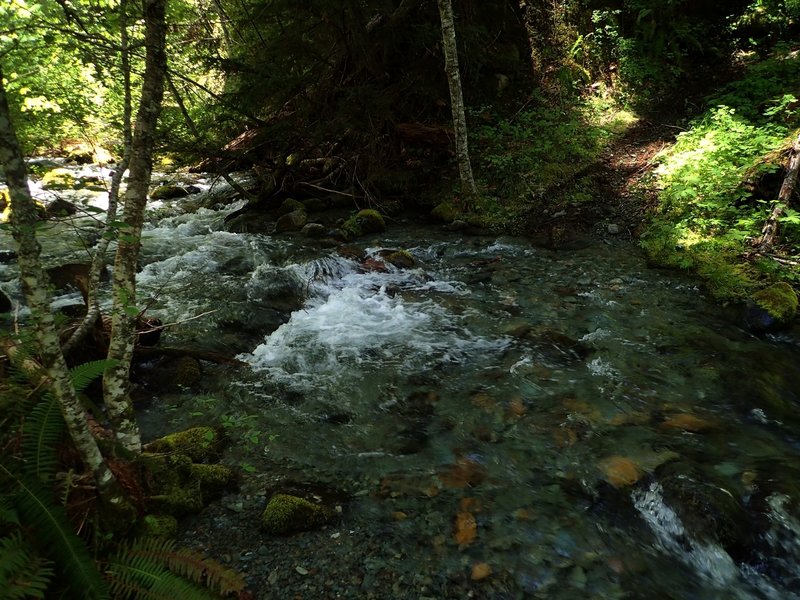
<box><xmin>133</xmin><ymin>346</ymin><xmax>247</xmax><ymax>367</ymax></box>
<box><xmin>756</xmin><ymin>131</ymin><xmax>800</xmax><ymax>254</ymax></box>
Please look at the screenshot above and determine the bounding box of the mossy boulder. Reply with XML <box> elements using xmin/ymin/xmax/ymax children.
<box><xmin>381</xmin><ymin>249</ymin><xmax>415</xmax><ymax>269</ymax></box>
<box><xmin>278</xmin><ymin>198</ymin><xmax>306</xmax><ymax>215</ymax></box>
<box><xmin>275</xmin><ymin>209</ymin><xmax>308</xmax><ymax>233</ymax></box>
<box><xmin>430</xmin><ymin>202</ymin><xmax>459</xmax><ymax>223</ymax></box>
<box><xmin>261</xmin><ymin>493</ymin><xmax>334</xmax><ymax>535</ymax></box>
<box><xmin>41</xmin><ymin>168</ymin><xmax>76</xmax><ymax>190</ymax></box>
<box><xmin>301</xmin><ymin>222</ymin><xmax>327</xmax><ymax>238</ymax></box>
<box><xmin>343</xmin><ymin>209</ymin><xmax>386</xmax><ymax>239</ymax></box>
<box><xmin>150</xmin><ymin>184</ymin><xmax>189</xmax><ymax>200</ymax></box>
<box><xmin>144</xmin><ymin>426</ymin><xmax>222</xmax><ymax>463</ymax></box>
<box><xmin>140</xmin><ymin>514</ymin><xmax>179</xmax><ymax>537</ymax></box>
<box><xmin>301</xmin><ymin>197</ymin><xmax>329</xmax><ymax>213</ymax></box>
<box><xmin>171</xmin><ymin>356</ymin><xmax>203</xmax><ymax>388</ymax></box>
<box><xmin>190</xmin><ymin>463</ymin><xmax>237</xmax><ymax>499</ymax></box>
<box><xmin>46</xmin><ymin>198</ymin><xmax>78</xmax><ymax>218</ymax></box>
<box><xmin>745</xmin><ymin>282</ymin><xmax>798</xmax><ymax>332</ymax></box>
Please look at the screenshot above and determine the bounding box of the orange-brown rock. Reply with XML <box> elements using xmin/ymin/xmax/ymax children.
<box><xmin>599</xmin><ymin>456</ymin><xmax>643</xmax><ymax>488</ymax></box>
<box><xmin>454</xmin><ymin>511</ymin><xmax>477</xmax><ymax>546</ymax></box>
<box><xmin>471</xmin><ymin>562</ymin><xmax>492</xmax><ymax>581</ymax></box>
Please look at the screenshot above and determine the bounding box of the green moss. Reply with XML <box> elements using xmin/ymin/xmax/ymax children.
<box><xmin>343</xmin><ymin>209</ymin><xmax>386</xmax><ymax>238</ymax></box>
<box><xmin>172</xmin><ymin>356</ymin><xmax>202</xmax><ymax>387</ymax></box>
<box><xmin>385</xmin><ymin>249</ymin><xmax>414</xmax><ymax>269</ymax></box>
<box><xmin>151</xmin><ymin>479</ymin><xmax>204</xmax><ymax>515</ymax></box>
<box><xmin>150</xmin><ymin>184</ymin><xmax>189</xmax><ymax>200</ymax></box>
<box><xmin>261</xmin><ymin>493</ymin><xmax>333</xmax><ymax>535</ymax></box>
<box><xmin>279</xmin><ymin>198</ymin><xmax>306</xmax><ymax>215</ymax></box>
<box><xmin>430</xmin><ymin>202</ymin><xmax>459</xmax><ymax>223</ymax></box>
<box><xmin>752</xmin><ymin>282</ymin><xmax>798</xmax><ymax>322</ymax></box>
<box><xmin>190</xmin><ymin>463</ymin><xmax>236</xmax><ymax>496</ymax></box>
<box><xmin>145</xmin><ymin>427</ymin><xmax>221</xmax><ymax>463</ymax></box>
<box><xmin>41</xmin><ymin>168</ymin><xmax>76</xmax><ymax>190</ymax></box>
<box><xmin>140</xmin><ymin>514</ymin><xmax>179</xmax><ymax>537</ymax></box>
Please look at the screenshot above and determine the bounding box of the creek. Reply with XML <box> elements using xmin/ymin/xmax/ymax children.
<box><xmin>2</xmin><ymin>161</ymin><xmax>800</xmax><ymax>599</ymax></box>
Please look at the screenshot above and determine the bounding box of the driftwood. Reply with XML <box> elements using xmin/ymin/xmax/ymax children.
<box><xmin>756</xmin><ymin>131</ymin><xmax>800</xmax><ymax>254</ymax></box>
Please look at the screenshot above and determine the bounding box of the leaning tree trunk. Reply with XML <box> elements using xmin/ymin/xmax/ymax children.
<box><xmin>757</xmin><ymin>130</ymin><xmax>800</xmax><ymax>254</ymax></box>
<box><xmin>103</xmin><ymin>0</ymin><xmax>168</xmax><ymax>454</ymax></box>
<box><xmin>437</xmin><ymin>0</ymin><xmax>478</xmax><ymax>200</ymax></box>
<box><xmin>0</xmin><ymin>67</ymin><xmax>130</xmax><ymax>513</ymax></box>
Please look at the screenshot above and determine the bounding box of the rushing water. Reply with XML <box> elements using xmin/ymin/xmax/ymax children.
<box><xmin>3</xmin><ymin>163</ymin><xmax>800</xmax><ymax>599</ymax></box>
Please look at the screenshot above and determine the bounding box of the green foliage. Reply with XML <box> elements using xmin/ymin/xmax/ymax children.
<box><xmin>21</xmin><ymin>395</ymin><xmax>64</xmax><ymax>483</ymax></box>
<box><xmin>107</xmin><ymin>537</ymin><xmax>245</xmax><ymax>600</ymax></box>
<box><xmin>0</xmin><ymin>532</ymin><xmax>54</xmax><ymax>599</ymax></box>
<box><xmin>642</xmin><ymin>49</ymin><xmax>800</xmax><ymax>299</ymax></box>
<box><xmin>71</xmin><ymin>359</ymin><xmax>119</xmax><ymax>393</ymax></box>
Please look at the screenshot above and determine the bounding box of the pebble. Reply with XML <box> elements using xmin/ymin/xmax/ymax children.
<box><xmin>608</xmin><ymin>223</ymin><xmax>621</xmax><ymax>234</ymax></box>
<box><xmin>295</xmin><ymin>566</ymin><xmax>309</xmax><ymax>576</ymax></box>
<box><xmin>471</xmin><ymin>562</ymin><xmax>492</xmax><ymax>581</ymax></box>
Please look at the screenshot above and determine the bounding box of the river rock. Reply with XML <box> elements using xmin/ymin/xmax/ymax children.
<box><xmin>744</xmin><ymin>282</ymin><xmax>798</xmax><ymax>333</ymax></box>
<box><xmin>301</xmin><ymin>222</ymin><xmax>327</xmax><ymax>238</ymax></box>
<box><xmin>150</xmin><ymin>184</ymin><xmax>190</xmax><ymax>200</ymax></box>
<box><xmin>46</xmin><ymin>198</ymin><xmax>78</xmax><ymax>218</ymax></box>
<box><xmin>380</xmin><ymin>249</ymin><xmax>415</xmax><ymax>269</ymax></box>
<box><xmin>430</xmin><ymin>202</ymin><xmax>458</xmax><ymax>223</ymax></box>
<box><xmin>0</xmin><ymin>250</ymin><xmax>17</xmax><ymax>264</ymax></box>
<box><xmin>246</xmin><ymin>265</ymin><xmax>306</xmax><ymax>312</ymax></box>
<box><xmin>41</xmin><ymin>167</ymin><xmax>76</xmax><ymax>190</ymax></box>
<box><xmin>659</xmin><ymin>470</ymin><xmax>753</xmax><ymax>558</ymax></box>
<box><xmin>261</xmin><ymin>493</ymin><xmax>334</xmax><ymax>535</ymax></box>
<box><xmin>278</xmin><ymin>198</ymin><xmax>305</xmax><ymax>216</ymax></box>
<box><xmin>275</xmin><ymin>209</ymin><xmax>307</xmax><ymax>233</ymax></box>
<box><xmin>343</xmin><ymin>209</ymin><xmax>385</xmax><ymax>238</ymax></box>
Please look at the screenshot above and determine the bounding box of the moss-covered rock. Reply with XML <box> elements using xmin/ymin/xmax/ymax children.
<box><xmin>343</xmin><ymin>209</ymin><xmax>386</xmax><ymax>238</ymax></box>
<box><xmin>144</xmin><ymin>427</ymin><xmax>222</xmax><ymax>463</ymax></box>
<box><xmin>151</xmin><ymin>479</ymin><xmax>205</xmax><ymax>515</ymax></box>
<box><xmin>191</xmin><ymin>463</ymin><xmax>237</xmax><ymax>498</ymax></box>
<box><xmin>430</xmin><ymin>202</ymin><xmax>459</xmax><ymax>223</ymax></box>
<box><xmin>41</xmin><ymin>168</ymin><xmax>76</xmax><ymax>190</ymax></box>
<box><xmin>301</xmin><ymin>197</ymin><xmax>329</xmax><ymax>213</ymax></box>
<box><xmin>261</xmin><ymin>493</ymin><xmax>334</xmax><ymax>535</ymax></box>
<box><xmin>382</xmin><ymin>249</ymin><xmax>415</xmax><ymax>269</ymax></box>
<box><xmin>278</xmin><ymin>198</ymin><xmax>306</xmax><ymax>215</ymax></box>
<box><xmin>745</xmin><ymin>282</ymin><xmax>798</xmax><ymax>332</ymax></box>
<box><xmin>140</xmin><ymin>514</ymin><xmax>179</xmax><ymax>537</ymax></box>
<box><xmin>275</xmin><ymin>209</ymin><xmax>308</xmax><ymax>233</ymax></box>
<box><xmin>150</xmin><ymin>184</ymin><xmax>189</xmax><ymax>200</ymax></box>
<box><xmin>172</xmin><ymin>356</ymin><xmax>203</xmax><ymax>388</ymax></box>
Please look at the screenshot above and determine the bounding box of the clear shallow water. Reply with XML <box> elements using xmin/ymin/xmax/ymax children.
<box><xmin>4</xmin><ymin>165</ymin><xmax>800</xmax><ymax>598</ymax></box>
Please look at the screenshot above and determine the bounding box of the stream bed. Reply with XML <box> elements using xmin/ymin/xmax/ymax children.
<box><xmin>3</xmin><ymin>163</ymin><xmax>800</xmax><ymax>599</ymax></box>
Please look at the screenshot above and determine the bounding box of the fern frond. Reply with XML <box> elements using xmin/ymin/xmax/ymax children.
<box><xmin>21</xmin><ymin>394</ymin><xmax>65</xmax><ymax>483</ymax></box>
<box><xmin>0</xmin><ymin>532</ymin><xmax>54</xmax><ymax>599</ymax></box>
<box><xmin>70</xmin><ymin>359</ymin><xmax>119</xmax><ymax>393</ymax></box>
<box><xmin>106</xmin><ymin>558</ymin><xmax>221</xmax><ymax>600</ymax></box>
<box><xmin>109</xmin><ymin>537</ymin><xmax>245</xmax><ymax>598</ymax></box>
<box><xmin>0</xmin><ymin>466</ymin><xmax>110</xmax><ymax>600</ymax></box>
<box><xmin>0</xmin><ymin>495</ymin><xmax>20</xmax><ymax>526</ymax></box>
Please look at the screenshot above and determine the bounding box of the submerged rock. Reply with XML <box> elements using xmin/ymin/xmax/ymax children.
<box><xmin>261</xmin><ymin>493</ymin><xmax>334</xmax><ymax>535</ymax></box>
<box><xmin>745</xmin><ymin>282</ymin><xmax>798</xmax><ymax>332</ymax></box>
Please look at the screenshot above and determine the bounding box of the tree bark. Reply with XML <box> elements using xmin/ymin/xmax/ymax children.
<box><xmin>757</xmin><ymin>130</ymin><xmax>800</xmax><ymax>254</ymax></box>
<box><xmin>63</xmin><ymin>0</ymin><xmax>133</xmax><ymax>356</ymax></box>
<box><xmin>437</xmin><ymin>0</ymin><xmax>478</xmax><ymax>199</ymax></box>
<box><xmin>0</xmin><ymin>66</ymin><xmax>128</xmax><ymax>511</ymax></box>
<box><xmin>103</xmin><ymin>0</ymin><xmax>168</xmax><ymax>453</ymax></box>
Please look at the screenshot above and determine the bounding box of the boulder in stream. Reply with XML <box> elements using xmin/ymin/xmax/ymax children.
<box><xmin>150</xmin><ymin>184</ymin><xmax>190</xmax><ymax>200</ymax></box>
<box><xmin>342</xmin><ymin>209</ymin><xmax>385</xmax><ymax>238</ymax></box>
<box><xmin>275</xmin><ymin>209</ymin><xmax>308</xmax><ymax>233</ymax></box>
<box><xmin>744</xmin><ymin>282</ymin><xmax>798</xmax><ymax>333</ymax></box>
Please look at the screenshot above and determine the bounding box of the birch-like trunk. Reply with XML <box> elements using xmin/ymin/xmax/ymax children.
<box><xmin>103</xmin><ymin>0</ymin><xmax>168</xmax><ymax>453</ymax></box>
<box><xmin>757</xmin><ymin>130</ymin><xmax>800</xmax><ymax>254</ymax></box>
<box><xmin>0</xmin><ymin>68</ymin><xmax>127</xmax><ymax>510</ymax></box>
<box><xmin>63</xmin><ymin>0</ymin><xmax>132</xmax><ymax>355</ymax></box>
<box><xmin>437</xmin><ymin>0</ymin><xmax>478</xmax><ymax>199</ymax></box>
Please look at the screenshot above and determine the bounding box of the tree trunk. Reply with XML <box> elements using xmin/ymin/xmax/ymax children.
<box><xmin>757</xmin><ymin>130</ymin><xmax>800</xmax><ymax>254</ymax></box>
<box><xmin>0</xmin><ymin>67</ymin><xmax>129</xmax><ymax>513</ymax></box>
<box><xmin>437</xmin><ymin>0</ymin><xmax>478</xmax><ymax>199</ymax></box>
<box><xmin>63</xmin><ymin>0</ymin><xmax>133</xmax><ymax>356</ymax></box>
<box><xmin>103</xmin><ymin>0</ymin><xmax>168</xmax><ymax>453</ymax></box>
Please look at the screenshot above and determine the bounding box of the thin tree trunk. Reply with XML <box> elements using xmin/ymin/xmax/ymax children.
<box><xmin>0</xmin><ymin>67</ymin><xmax>129</xmax><ymax>512</ymax></box>
<box><xmin>437</xmin><ymin>0</ymin><xmax>478</xmax><ymax>199</ymax></box>
<box><xmin>63</xmin><ymin>0</ymin><xmax>133</xmax><ymax>355</ymax></box>
<box><xmin>757</xmin><ymin>130</ymin><xmax>800</xmax><ymax>254</ymax></box>
<box><xmin>103</xmin><ymin>0</ymin><xmax>168</xmax><ymax>453</ymax></box>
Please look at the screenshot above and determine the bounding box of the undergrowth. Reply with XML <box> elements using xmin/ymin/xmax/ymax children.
<box><xmin>642</xmin><ymin>46</ymin><xmax>800</xmax><ymax>300</ymax></box>
<box><xmin>468</xmin><ymin>88</ymin><xmax>637</xmax><ymax>230</ymax></box>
